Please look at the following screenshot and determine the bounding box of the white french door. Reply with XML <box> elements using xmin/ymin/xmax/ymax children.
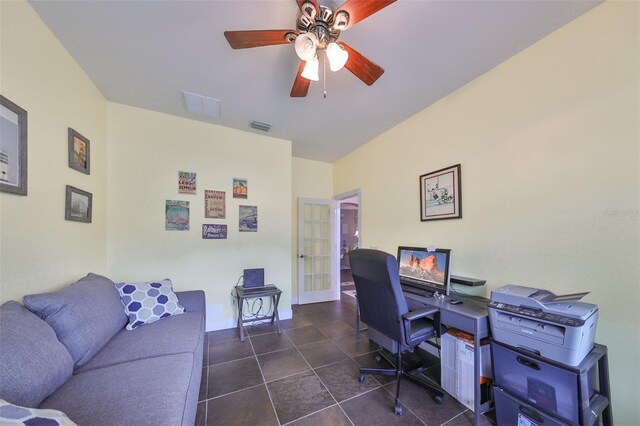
<box><xmin>298</xmin><ymin>198</ymin><xmax>339</xmax><ymax>304</ymax></box>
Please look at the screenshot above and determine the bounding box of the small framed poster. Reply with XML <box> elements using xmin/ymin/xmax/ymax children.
<box><xmin>166</xmin><ymin>200</ymin><xmax>190</xmax><ymax>230</ymax></box>
<box><xmin>233</xmin><ymin>178</ymin><xmax>247</xmax><ymax>199</ymax></box>
<box><xmin>65</xmin><ymin>185</ymin><xmax>92</xmax><ymax>223</ymax></box>
<box><xmin>179</xmin><ymin>171</ymin><xmax>197</xmax><ymax>194</ymax></box>
<box><xmin>205</xmin><ymin>190</ymin><xmax>225</xmax><ymax>219</ymax></box>
<box><xmin>202</xmin><ymin>224</ymin><xmax>227</xmax><ymax>239</ymax></box>
<box><xmin>239</xmin><ymin>205</ymin><xmax>257</xmax><ymax>232</ymax></box>
<box><xmin>68</xmin><ymin>128</ymin><xmax>90</xmax><ymax>175</ymax></box>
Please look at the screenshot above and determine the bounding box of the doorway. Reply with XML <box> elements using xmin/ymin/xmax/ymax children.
<box><xmin>337</xmin><ymin>191</ymin><xmax>360</xmax><ymax>299</ymax></box>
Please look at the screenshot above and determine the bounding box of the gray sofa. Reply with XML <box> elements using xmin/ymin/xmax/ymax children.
<box><xmin>0</xmin><ymin>273</ymin><xmax>205</xmax><ymax>426</ymax></box>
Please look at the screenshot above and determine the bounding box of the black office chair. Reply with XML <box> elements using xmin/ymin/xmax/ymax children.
<box><xmin>349</xmin><ymin>248</ymin><xmax>445</xmax><ymax>415</ymax></box>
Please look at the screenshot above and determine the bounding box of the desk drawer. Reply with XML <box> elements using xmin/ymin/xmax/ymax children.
<box><xmin>441</xmin><ymin>310</ymin><xmax>475</xmax><ymax>332</ymax></box>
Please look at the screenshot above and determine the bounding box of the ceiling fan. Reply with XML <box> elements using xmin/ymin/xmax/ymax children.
<box><xmin>224</xmin><ymin>0</ymin><xmax>396</xmax><ymax>97</ymax></box>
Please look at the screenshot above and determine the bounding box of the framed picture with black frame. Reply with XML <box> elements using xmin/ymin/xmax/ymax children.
<box><xmin>0</xmin><ymin>95</ymin><xmax>28</xmax><ymax>195</ymax></box>
<box><xmin>68</xmin><ymin>128</ymin><xmax>90</xmax><ymax>175</ymax></box>
<box><xmin>65</xmin><ymin>185</ymin><xmax>92</xmax><ymax>223</ymax></box>
<box><xmin>420</xmin><ymin>164</ymin><xmax>462</xmax><ymax>221</ymax></box>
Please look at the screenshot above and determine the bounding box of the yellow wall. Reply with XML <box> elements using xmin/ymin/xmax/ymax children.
<box><xmin>106</xmin><ymin>103</ymin><xmax>292</xmax><ymax>330</ymax></box>
<box><xmin>334</xmin><ymin>2</ymin><xmax>639</xmax><ymax>422</ymax></box>
<box><xmin>291</xmin><ymin>157</ymin><xmax>333</xmax><ymax>302</ymax></box>
<box><xmin>0</xmin><ymin>0</ymin><xmax>108</xmax><ymax>302</ymax></box>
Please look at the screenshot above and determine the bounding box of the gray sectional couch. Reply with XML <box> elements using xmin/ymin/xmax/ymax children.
<box><xmin>0</xmin><ymin>273</ymin><xmax>205</xmax><ymax>425</ymax></box>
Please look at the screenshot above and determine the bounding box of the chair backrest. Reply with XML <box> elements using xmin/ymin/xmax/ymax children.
<box><xmin>348</xmin><ymin>249</ymin><xmax>409</xmax><ymax>345</ymax></box>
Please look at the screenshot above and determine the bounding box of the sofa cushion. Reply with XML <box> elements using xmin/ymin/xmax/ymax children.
<box><xmin>0</xmin><ymin>399</ymin><xmax>76</xmax><ymax>425</ymax></box>
<box><xmin>23</xmin><ymin>273</ymin><xmax>128</xmax><ymax>369</ymax></box>
<box><xmin>115</xmin><ymin>279</ymin><xmax>186</xmax><ymax>330</ymax></box>
<box><xmin>0</xmin><ymin>301</ymin><xmax>74</xmax><ymax>408</ymax></box>
<box><xmin>40</xmin><ymin>353</ymin><xmax>201</xmax><ymax>426</ymax></box>
<box><xmin>75</xmin><ymin>311</ymin><xmax>204</xmax><ymax>373</ymax></box>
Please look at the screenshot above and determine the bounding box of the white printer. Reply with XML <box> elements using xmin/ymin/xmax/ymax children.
<box><xmin>488</xmin><ymin>285</ymin><xmax>598</xmax><ymax>366</ymax></box>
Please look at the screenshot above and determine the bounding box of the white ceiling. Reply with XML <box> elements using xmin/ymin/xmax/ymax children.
<box><xmin>29</xmin><ymin>0</ymin><xmax>601</xmax><ymax>162</ymax></box>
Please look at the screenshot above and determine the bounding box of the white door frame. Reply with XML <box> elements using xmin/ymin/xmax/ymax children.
<box><xmin>297</xmin><ymin>198</ymin><xmax>340</xmax><ymax>304</ymax></box>
<box><xmin>335</xmin><ymin>189</ymin><xmax>361</xmax><ymax>292</ymax></box>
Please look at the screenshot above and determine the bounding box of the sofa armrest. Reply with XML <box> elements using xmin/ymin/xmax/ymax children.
<box><xmin>176</xmin><ymin>290</ymin><xmax>206</xmax><ymax>318</ymax></box>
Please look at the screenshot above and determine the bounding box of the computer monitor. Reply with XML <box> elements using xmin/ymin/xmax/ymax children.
<box><xmin>397</xmin><ymin>246</ymin><xmax>452</xmax><ymax>296</ymax></box>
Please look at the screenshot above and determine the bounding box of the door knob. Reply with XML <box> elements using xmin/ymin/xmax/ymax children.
<box><xmin>299</xmin><ymin>254</ymin><xmax>305</xmax><ymax>258</ymax></box>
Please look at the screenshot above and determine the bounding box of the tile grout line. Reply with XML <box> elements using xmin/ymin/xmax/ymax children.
<box><xmin>247</xmin><ymin>328</ymin><xmax>284</xmax><ymax>426</ymax></box>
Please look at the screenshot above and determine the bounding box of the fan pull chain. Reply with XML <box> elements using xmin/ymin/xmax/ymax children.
<box><xmin>323</xmin><ymin>54</ymin><xmax>327</xmax><ymax>99</ymax></box>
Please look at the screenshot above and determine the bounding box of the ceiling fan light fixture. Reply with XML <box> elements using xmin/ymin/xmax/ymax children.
<box><xmin>333</xmin><ymin>11</ymin><xmax>350</xmax><ymax>31</ymax></box>
<box><xmin>301</xmin><ymin>55</ymin><xmax>320</xmax><ymax>81</ymax></box>
<box><xmin>326</xmin><ymin>42</ymin><xmax>348</xmax><ymax>72</ymax></box>
<box><xmin>294</xmin><ymin>32</ymin><xmax>318</xmax><ymax>61</ymax></box>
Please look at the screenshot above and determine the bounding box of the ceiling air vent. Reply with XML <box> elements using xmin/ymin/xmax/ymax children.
<box><xmin>250</xmin><ymin>121</ymin><xmax>271</xmax><ymax>132</ymax></box>
<box><xmin>182</xmin><ymin>91</ymin><xmax>220</xmax><ymax>118</ymax></box>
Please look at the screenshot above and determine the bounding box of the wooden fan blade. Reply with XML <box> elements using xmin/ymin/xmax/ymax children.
<box><xmin>338</xmin><ymin>42</ymin><xmax>384</xmax><ymax>86</ymax></box>
<box><xmin>336</xmin><ymin>0</ymin><xmax>396</xmax><ymax>30</ymax></box>
<box><xmin>291</xmin><ymin>61</ymin><xmax>311</xmax><ymax>97</ymax></box>
<box><xmin>296</xmin><ymin>0</ymin><xmax>319</xmax><ymax>14</ymax></box>
<box><xmin>224</xmin><ymin>30</ymin><xmax>297</xmax><ymax>49</ymax></box>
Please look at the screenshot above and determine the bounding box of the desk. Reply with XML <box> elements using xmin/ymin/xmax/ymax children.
<box><xmin>405</xmin><ymin>293</ymin><xmax>491</xmax><ymax>426</ymax></box>
<box><xmin>355</xmin><ymin>292</ymin><xmax>491</xmax><ymax>426</ymax></box>
<box><xmin>234</xmin><ymin>285</ymin><xmax>282</xmax><ymax>341</ymax></box>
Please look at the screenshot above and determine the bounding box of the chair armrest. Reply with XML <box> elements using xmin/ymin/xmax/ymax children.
<box><xmin>176</xmin><ymin>290</ymin><xmax>206</xmax><ymax>317</ymax></box>
<box><xmin>402</xmin><ymin>307</ymin><xmax>439</xmax><ymax>322</ymax></box>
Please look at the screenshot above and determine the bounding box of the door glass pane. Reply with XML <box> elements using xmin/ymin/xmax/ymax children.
<box><xmin>304</xmin><ymin>275</ymin><xmax>312</xmax><ymax>291</ymax></box>
<box><xmin>314</xmin><ymin>257</ymin><xmax>322</xmax><ymax>275</ymax></box>
<box><xmin>322</xmin><ymin>205</ymin><xmax>330</xmax><ymax>221</ymax></box>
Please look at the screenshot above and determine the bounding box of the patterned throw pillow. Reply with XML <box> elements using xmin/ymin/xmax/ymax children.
<box><xmin>0</xmin><ymin>399</ymin><xmax>77</xmax><ymax>425</ymax></box>
<box><xmin>114</xmin><ymin>279</ymin><xmax>186</xmax><ymax>330</ymax></box>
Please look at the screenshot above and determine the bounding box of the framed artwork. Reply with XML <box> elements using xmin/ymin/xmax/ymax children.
<box><xmin>239</xmin><ymin>205</ymin><xmax>257</xmax><ymax>232</ymax></box>
<box><xmin>205</xmin><ymin>189</ymin><xmax>225</xmax><ymax>218</ymax></box>
<box><xmin>65</xmin><ymin>185</ymin><xmax>92</xmax><ymax>223</ymax></box>
<box><xmin>0</xmin><ymin>95</ymin><xmax>28</xmax><ymax>195</ymax></box>
<box><xmin>420</xmin><ymin>164</ymin><xmax>462</xmax><ymax>221</ymax></box>
<box><xmin>165</xmin><ymin>200</ymin><xmax>190</xmax><ymax>230</ymax></box>
<box><xmin>179</xmin><ymin>171</ymin><xmax>196</xmax><ymax>194</ymax></box>
<box><xmin>68</xmin><ymin>128</ymin><xmax>90</xmax><ymax>175</ymax></box>
<box><xmin>233</xmin><ymin>178</ymin><xmax>247</xmax><ymax>199</ymax></box>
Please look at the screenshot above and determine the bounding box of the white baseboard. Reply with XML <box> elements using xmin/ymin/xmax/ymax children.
<box><xmin>205</xmin><ymin>306</ymin><xmax>293</xmax><ymax>332</ymax></box>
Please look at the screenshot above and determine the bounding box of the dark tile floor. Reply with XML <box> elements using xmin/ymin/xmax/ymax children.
<box><xmin>196</xmin><ymin>295</ymin><xmax>495</xmax><ymax>426</ymax></box>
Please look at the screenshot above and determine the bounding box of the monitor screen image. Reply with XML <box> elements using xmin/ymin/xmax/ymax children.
<box><xmin>397</xmin><ymin>246</ymin><xmax>451</xmax><ymax>296</ymax></box>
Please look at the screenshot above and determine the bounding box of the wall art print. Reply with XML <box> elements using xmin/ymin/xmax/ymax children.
<box><xmin>178</xmin><ymin>171</ymin><xmax>196</xmax><ymax>195</ymax></box>
<box><xmin>419</xmin><ymin>164</ymin><xmax>462</xmax><ymax>221</ymax></box>
<box><xmin>166</xmin><ymin>200</ymin><xmax>190</xmax><ymax>230</ymax></box>
<box><xmin>239</xmin><ymin>205</ymin><xmax>257</xmax><ymax>232</ymax></box>
<box><xmin>65</xmin><ymin>185</ymin><xmax>92</xmax><ymax>223</ymax></box>
<box><xmin>205</xmin><ymin>189</ymin><xmax>225</xmax><ymax>219</ymax></box>
<box><xmin>68</xmin><ymin>128</ymin><xmax>90</xmax><ymax>174</ymax></box>
<box><xmin>202</xmin><ymin>224</ymin><xmax>227</xmax><ymax>239</ymax></box>
<box><xmin>233</xmin><ymin>178</ymin><xmax>247</xmax><ymax>199</ymax></box>
<box><xmin>0</xmin><ymin>95</ymin><xmax>28</xmax><ymax>195</ymax></box>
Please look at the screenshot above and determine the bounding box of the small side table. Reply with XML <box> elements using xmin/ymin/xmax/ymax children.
<box><xmin>234</xmin><ymin>285</ymin><xmax>282</xmax><ymax>341</ymax></box>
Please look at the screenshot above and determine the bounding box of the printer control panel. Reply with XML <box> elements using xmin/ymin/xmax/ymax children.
<box><xmin>488</xmin><ymin>301</ymin><xmax>585</xmax><ymax>327</ymax></box>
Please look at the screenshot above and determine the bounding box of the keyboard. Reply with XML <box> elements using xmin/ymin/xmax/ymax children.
<box><xmin>401</xmin><ymin>284</ymin><xmax>433</xmax><ymax>298</ymax></box>
<box><xmin>239</xmin><ymin>285</ymin><xmax>277</xmax><ymax>295</ymax></box>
